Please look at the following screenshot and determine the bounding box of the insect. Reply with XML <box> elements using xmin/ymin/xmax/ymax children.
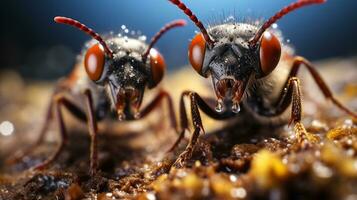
<box><xmin>9</xmin><ymin>16</ymin><xmax>186</xmax><ymax>175</ymax></box>
<box><xmin>167</xmin><ymin>0</ymin><xmax>357</xmax><ymax>166</ymax></box>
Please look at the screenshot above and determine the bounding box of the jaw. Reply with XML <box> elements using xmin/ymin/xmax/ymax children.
<box><xmin>212</xmin><ymin>76</ymin><xmax>248</xmax><ymax>113</ymax></box>
<box><xmin>107</xmin><ymin>84</ymin><xmax>144</xmax><ymax>121</ymax></box>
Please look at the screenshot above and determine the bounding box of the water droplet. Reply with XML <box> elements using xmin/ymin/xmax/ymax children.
<box><xmin>138</xmin><ymin>35</ymin><xmax>147</xmax><ymax>41</ymax></box>
<box><xmin>272</xmin><ymin>23</ymin><xmax>278</xmax><ymax>29</ymax></box>
<box><xmin>118</xmin><ymin>113</ymin><xmax>125</xmax><ymax>121</ymax></box>
<box><xmin>121</xmin><ymin>25</ymin><xmax>126</xmax><ymax>30</ymax></box>
<box><xmin>0</xmin><ymin>121</ymin><xmax>14</xmax><ymax>136</ymax></box>
<box><xmin>231</xmin><ymin>187</ymin><xmax>247</xmax><ymax>198</ymax></box>
<box><xmin>0</xmin><ymin>121</ymin><xmax>15</xmax><ymax>136</ymax></box>
<box><xmin>215</xmin><ymin>99</ymin><xmax>224</xmax><ymax>113</ymax></box>
<box><xmin>124</xmin><ymin>28</ymin><xmax>129</xmax><ymax>34</ymax></box>
<box><xmin>146</xmin><ymin>192</ymin><xmax>156</xmax><ymax>200</ymax></box>
<box><xmin>134</xmin><ymin>112</ymin><xmax>141</xmax><ymax>119</ymax></box>
<box><xmin>225</xmin><ymin>15</ymin><xmax>235</xmax><ymax>23</ymax></box>
<box><xmin>229</xmin><ymin>175</ymin><xmax>237</xmax><ymax>182</ymax></box>
<box><xmin>232</xmin><ymin>102</ymin><xmax>241</xmax><ymax>113</ymax></box>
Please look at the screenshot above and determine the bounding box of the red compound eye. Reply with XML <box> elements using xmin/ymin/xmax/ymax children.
<box><xmin>149</xmin><ymin>49</ymin><xmax>166</xmax><ymax>88</ymax></box>
<box><xmin>189</xmin><ymin>33</ymin><xmax>206</xmax><ymax>76</ymax></box>
<box><xmin>84</xmin><ymin>44</ymin><xmax>106</xmax><ymax>81</ymax></box>
<box><xmin>259</xmin><ymin>32</ymin><xmax>281</xmax><ymax>77</ymax></box>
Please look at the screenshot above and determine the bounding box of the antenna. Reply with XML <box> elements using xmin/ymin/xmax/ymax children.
<box><xmin>54</xmin><ymin>16</ymin><xmax>113</xmax><ymax>58</ymax></box>
<box><xmin>142</xmin><ymin>19</ymin><xmax>186</xmax><ymax>62</ymax></box>
<box><xmin>249</xmin><ymin>0</ymin><xmax>326</xmax><ymax>46</ymax></box>
<box><xmin>168</xmin><ymin>0</ymin><xmax>215</xmax><ymax>46</ymax></box>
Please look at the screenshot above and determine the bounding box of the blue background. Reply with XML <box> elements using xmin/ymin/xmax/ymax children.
<box><xmin>1</xmin><ymin>0</ymin><xmax>357</xmax><ymax>79</ymax></box>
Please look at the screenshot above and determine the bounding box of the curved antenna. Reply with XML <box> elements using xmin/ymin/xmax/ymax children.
<box><xmin>142</xmin><ymin>19</ymin><xmax>187</xmax><ymax>62</ymax></box>
<box><xmin>249</xmin><ymin>0</ymin><xmax>326</xmax><ymax>47</ymax></box>
<box><xmin>168</xmin><ymin>0</ymin><xmax>215</xmax><ymax>46</ymax></box>
<box><xmin>54</xmin><ymin>16</ymin><xmax>113</xmax><ymax>58</ymax></box>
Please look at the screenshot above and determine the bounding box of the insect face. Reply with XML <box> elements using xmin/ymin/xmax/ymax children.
<box><xmin>97</xmin><ymin>37</ymin><xmax>165</xmax><ymax>119</ymax></box>
<box><xmin>189</xmin><ymin>23</ymin><xmax>281</xmax><ymax>112</ymax></box>
<box><xmin>55</xmin><ymin>16</ymin><xmax>185</xmax><ymax>120</ymax></box>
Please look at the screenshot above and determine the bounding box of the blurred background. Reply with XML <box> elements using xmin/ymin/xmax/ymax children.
<box><xmin>1</xmin><ymin>0</ymin><xmax>357</xmax><ymax>80</ymax></box>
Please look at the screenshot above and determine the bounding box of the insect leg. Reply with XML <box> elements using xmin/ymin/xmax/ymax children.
<box><xmin>287</xmin><ymin>77</ymin><xmax>319</xmax><ymax>143</ymax></box>
<box><xmin>173</xmin><ymin>91</ymin><xmax>203</xmax><ymax>167</ymax></box>
<box><xmin>83</xmin><ymin>89</ymin><xmax>99</xmax><ymax>176</ymax></box>
<box><xmin>137</xmin><ymin>90</ymin><xmax>183</xmax><ymax>153</ymax></box>
<box><xmin>34</xmin><ymin>93</ymin><xmax>71</xmax><ymax>170</ymax></box>
<box><xmin>284</xmin><ymin>56</ymin><xmax>356</xmax><ymax>118</ymax></box>
<box><xmin>34</xmin><ymin>91</ymin><xmax>99</xmax><ymax>174</ymax></box>
<box><xmin>173</xmin><ymin>91</ymin><xmax>234</xmax><ymax>167</ymax></box>
<box><xmin>138</xmin><ymin>90</ymin><xmax>178</xmax><ymax>133</ymax></box>
<box><xmin>167</xmin><ymin>91</ymin><xmax>190</xmax><ymax>152</ymax></box>
<box><xmin>6</xmin><ymin>83</ymin><xmax>86</xmax><ymax>165</ymax></box>
<box><xmin>268</xmin><ymin>56</ymin><xmax>356</xmax><ymax>142</ymax></box>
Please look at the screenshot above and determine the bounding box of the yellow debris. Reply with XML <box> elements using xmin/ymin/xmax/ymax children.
<box><xmin>249</xmin><ymin>150</ymin><xmax>289</xmax><ymax>189</ymax></box>
<box><xmin>209</xmin><ymin>175</ymin><xmax>235</xmax><ymax>199</ymax></box>
<box><xmin>327</xmin><ymin>127</ymin><xmax>355</xmax><ymax>140</ymax></box>
<box><xmin>321</xmin><ymin>142</ymin><xmax>357</xmax><ymax>177</ymax></box>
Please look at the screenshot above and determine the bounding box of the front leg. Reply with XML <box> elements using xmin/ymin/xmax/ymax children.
<box><xmin>269</xmin><ymin>56</ymin><xmax>356</xmax><ymax>143</ymax></box>
<box><xmin>282</xmin><ymin>56</ymin><xmax>356</xmax><ymax>118</ymax></box>
<box><xmin>173</xmin><ymin>91</ymin><xmax>235</xmax><ymax>168</ymax></box>
<box><xmin>284</xmin><ymin>77</ymin><xmax>319</xmax><ymax>143</ymax></box>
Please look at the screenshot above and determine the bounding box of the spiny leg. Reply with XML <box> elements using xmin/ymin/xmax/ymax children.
<box><xmin>172</xmin><ymin>91</ymin><xmax>235</xmax><ymax>167</ymax></box>
<box><xmin>285</xmin><ymin>77</ymin><xmax>319</xmax><ymax>143</ymax></box>
<box><xmin>169</xmin><ymin>90</ymin><xmax>235</xmax><ymax>153</ymax></box>
<box><xmin>285</xmin><ymin>56</ymin><xmax>356</xmax><ymax>118</ymax></box>
<box><xmin>272</xmin><ymin>56</ymin><xmax>357</xmax><ymax>142</ymax></box>
<box><xmin>173</xmin><ymin>91</ymin><xmax>204</xmax><ymax>167</ymax></box>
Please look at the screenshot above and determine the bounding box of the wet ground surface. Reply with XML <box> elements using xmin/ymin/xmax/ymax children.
<box><xmin>0</xmin><ymin>57</ymin><xmax>356</xmax><ymax>199</ymax></box>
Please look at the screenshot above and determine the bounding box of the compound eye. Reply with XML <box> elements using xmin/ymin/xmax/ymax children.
<box><xmin>259</xmin><ymin>32</ymin><xmax>281</xmax><ymax>77</ymax></box>
<box><xmin>189</xmin><ymin>33</ymin><xmax>206</xmax><ymax>76</ymax></box>
<box><xmin>149</xmin><ymin>49</ymin><xmax>166</xmax><ymax>88</ymax></box>
<box><xmin>84</xmin><ymin>43</ymin><xmax>106</xmax><ymax>81</ymax></box>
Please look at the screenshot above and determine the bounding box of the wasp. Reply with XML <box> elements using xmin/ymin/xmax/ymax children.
<box><xmin>167</xmin><ymin>0</ymin><xmax>357</xmax><ymax>166</ymax></box>
<box><xmin>8</xmin><ymin>16</ymin><xmax>186</xmax><ymax>175</ymax></box>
